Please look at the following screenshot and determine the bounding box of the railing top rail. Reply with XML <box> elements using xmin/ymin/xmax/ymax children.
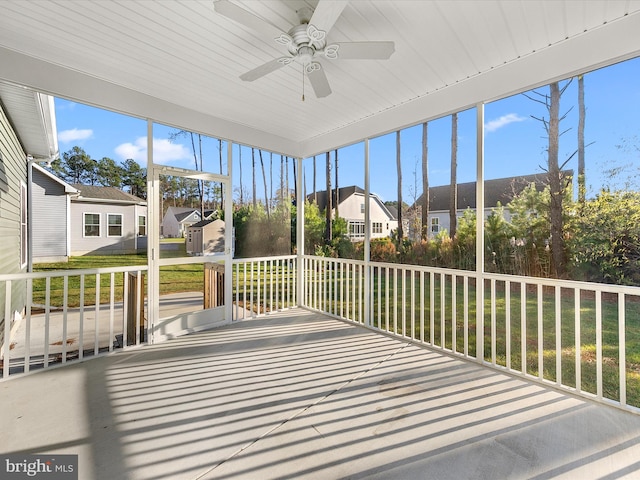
<box><xmin>0</xmin><ymin>265</ymin><xmax>148</xmax><ymax>281</ymax></box>
<box><xmin>302</xmin><ymin>255</ymin><xmax>367</xmax><ymax>266</ymax></box>
<box><xmin>483</xmin><ymin>271</ymin><xmax>640</xmax><ymax>295</ymax></box>
<box><xmin>233</xmin><ymin>255</ymin><xmax>296</xmax><ymax>263</ymax></box>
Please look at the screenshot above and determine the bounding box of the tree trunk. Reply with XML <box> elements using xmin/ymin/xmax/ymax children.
<box><xmin>396</xmin><ymin>131</ymin><xmax>403</xmax><ymax>245</ymax></box>
<box><xmin>280</xmin><ymin>155</ymin><xmax>284</xmax><ymax>206</ymax></box>
<box><xmin>259</xmin><ymin>150</ymin><xmax>269</xmax><ymax>218</ymax></box>
<box><xmin>578</xmin><ymin>74</ymin><xmax>586</xmax><ymax>204</ymax></box>
<box><xmin>421</xmin><ymin>122</ymin><xmax>429</xmax><ymax>240</ymax></box>
<box><xmin>449</xmin><ymin>113</ymin><xmax>458</xmax><ymax>238</ymax></box>
<box><xmin>548</xmin><ymin>82</ymin><xmax>567</xmax><ymax>277</ymax></box>
<box><xmin>325</xmin><ymin>151</ymin><xmax>332</xmax><ymax>244</ymax></box>
<box><xmin>313</xmin><ymin>155</ymin><xmax>317</xmax><ymax>203</ymax></box>
<box><xmin>292</xmin><ymin>158</ymin><xmax>297</xmax><ymax>205</ymax></box>
<box><xmin>251</xmin><ymin>148</ymin><xmax>257</xmax><ymax>210</ymax></box>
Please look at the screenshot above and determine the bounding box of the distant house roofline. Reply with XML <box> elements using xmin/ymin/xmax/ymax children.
<box><xmin>71</xmin><ymin>183</ymin><xmax>147</xmax><ymax>205</ymax></box>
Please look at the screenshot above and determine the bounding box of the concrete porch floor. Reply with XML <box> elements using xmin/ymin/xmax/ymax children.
<box><xmin>2</xmin><ymin>309</ymin><xmax>640</xmax><ymax>480</ymax></box>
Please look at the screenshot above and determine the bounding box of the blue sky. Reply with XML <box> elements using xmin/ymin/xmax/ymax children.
<box><xmin>54</xmin><ymin>55</ymin><xmax>640</xmax><ymax>202</ymax></box>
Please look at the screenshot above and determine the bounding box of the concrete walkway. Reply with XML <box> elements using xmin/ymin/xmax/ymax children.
<box><xmin>2</xmin><ymin>309</ymin><xmax>640</xmax><ymax>479</ymax></box>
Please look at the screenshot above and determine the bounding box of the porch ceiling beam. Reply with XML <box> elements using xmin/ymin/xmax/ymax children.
<box><xmin>0</xmin><ymin>46</ymin><xmax>302</xmax><ymax>159</ymax></box>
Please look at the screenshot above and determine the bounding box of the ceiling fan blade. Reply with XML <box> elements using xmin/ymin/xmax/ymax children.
<box><xmin>307</xmin><ymin>65</ymin><xmax>332</xmax><ymax>98</ymax></box>
<box><xmin>309</xmin><ymin>0</ymin><xmax>348</xmax><ymax>35</ymax></box>
<box><xmin>333</xmin><ymin>41</ymin><xmax>395</xmax><ymax>60</ymax></box>
<box><xmin>214</xmin><ymin>0</ymin><xmax>283</xmax><ymax>39</ymax></box>
<box><xmin>240</xmin><ymin>58</ymin><xmax>286</xmax><ymax>82</ymax></box>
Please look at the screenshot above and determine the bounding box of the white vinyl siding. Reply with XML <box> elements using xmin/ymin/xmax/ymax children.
<box><xmin>107</xmin><ymin>213</ymin><xmax>123</xmax><ymax>237</ymax></box>
<box><xmin>84</xmin><ymin>213</ymin><xmax>100</xmax><ymax>237</ymax></box>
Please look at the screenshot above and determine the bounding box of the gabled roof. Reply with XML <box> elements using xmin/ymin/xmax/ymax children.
<box><xmin>189</xmin><ymin>218</ymin><xmax>225</xmax><ymax>229</ymax></box>
<box><xmin>32</xmin><ymin>163</ymin><xmax>77</xmax><ymax>194</ymax></box>
<box><xmin>309</xmin><ymin>185</ymin><xmax>397</xmax><ymax>221</ymax></box>
<box><xmin>415</xmin><ymin>172</ymin><xmax>573</xmax><ymax>211</ymax></box>
<box><xmin>71</xmin><ymin>184</ymin><xmax>146</xmax><ymax>205</ymax></box>
<box><xmin>308</xmin><ymin>186</ymin><xmax>364</xmax><ymax>212</ymax></box>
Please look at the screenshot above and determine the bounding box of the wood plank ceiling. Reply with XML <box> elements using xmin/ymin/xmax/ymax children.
<box><xmin>0</xmin><ymin>0</ymin><xmax>639</xmax><ymax>158</ymax></box>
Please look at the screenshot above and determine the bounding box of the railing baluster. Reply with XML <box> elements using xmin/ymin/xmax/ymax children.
<box><xmin>44</xmin><ymin>277</ymin><xmax>50</xmax><ymax>368</ymax></box>
<box><xmin>402</xmin><ymin>267</ymin><xmax>406</xmax><ymax>337</ymax></box>
<box><xmin>385</xmin><ymin>267</ymin><xmax>389</xmax><ymax>332</ymax></box>
<box><xmin>411</xmin><ymin>270</ymin><xmax>416</xmax><ymax>340</ymax></box>
<box><xmin>256</xmin><ymin>261</ymin><xmax>261</xmax><ymax>316</ymax></box>
<box><xmin>537</xmin><ymin>284</ymin><xmax>543</xmax><ymax>380</ymax></box>
<box><xmin>521</xmin><ymin>282</ymin><xmax>527</xmax><ymax>375</ymax></box>
<box><xmin>596</xmin><ymin>290</ymin><xmax>603</xmax><ymax>399</ymax></box>
<box><xmin>393</xmin><ymin>268</ymin><xmax>398</xmax><ymax>335</ymax></box>
<box><xmin>25</xmin><ymin>279</ymin><xmax>32</xmax><ymax>373</ymax></box>
<box><xmin>62</xmin><ymin>276</ymin><xmax>69</xmax><ymax>363</ymax></box>
<box><xmin>575</xmin><ymin>287</ymin><xmax>581</xmax><ymax>393</ymax></box>
<box><xmin>452</xmin><ymin>274</ymin><xmax>457</xmax><ymax>354</ymax></box>
<box><xmin>491</xmin><ymin>278</ymin><xmax>496</xmax><ymax>365</ymax></box>
<box><xmin>95</xmin><ymin>273</ymin><xmax>101</xmax><ymax>354</ymax></box>
<box><xmin>440</xmin><ymin>273</ymin><xmax>445</xmax><ymax>349</ymax></box>
<box><xmin>85</xmin><ymin>274</ymin><xmax>90</xmax><ymax>356</ymax></box>
<box><xmin>464</xmin><ymin>276</ymin><xmax>469</xmax><ymax>357</ymax></box>
<box><xmin>118</xmin><ymin>272</ymin><xmax>123</xmax><ymax>352</ymax></box>
<box><xmin>420</xmin><ymin>270</ymin><xmax>425</xmax><ymax>343</ymax></box>
<box><xmin>555</xmin><ymin>286</ymin><xmax>561</xmax><ymax>386</ymax></box>
<box><xmin>506</xmin><ymin>280</ymin><xmax>511</xmax><ymax>369</ymax></box>
<box><xmin>108</xmin><ymin>273</ymin><xmax>115</xmax><ymax>353</ymax></box>
<box><xmin>619</xmin><ymin>293</ymin><xmax>626</xmax><ymax>407</ymax></box>
<box><xmin>430</xmin><ymin>272</ymin><xmax>435</xmax><ymax>345</ymax></box>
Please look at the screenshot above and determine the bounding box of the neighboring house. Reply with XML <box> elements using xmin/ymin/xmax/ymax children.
<box><xmin>0</xmin><ymin>82</ymin><xmax>58</xmax><ymax>345</ymax></box>
<box><xmin>31</xmin><ymin>163</ymin><xmax>78</xmax><ymax>263</ymax></box>
<box><xmin>161</xmin><ymin>206</ymin><xmax>208</xmax><ymax>238</ymax></box>
<box><xmin>412</xmin><ymin>172</ymin><xmax>572</xmax><ymax>238</ymax></box>
<box><xmin>69</xmin><ymin>184</ymin><xmax>147</xmax><ymax>255</ymax></box>
<box><xmin>309</xmin><ymin>186</ymin><xmax>398</xmax><ymax>241</ymax></box>
<box><xmin>186</xmin><ymin>219</ymin><xmax>225</xmax><ymax>255</ymax></box>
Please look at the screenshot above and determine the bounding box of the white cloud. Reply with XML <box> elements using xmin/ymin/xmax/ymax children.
<box><xmin>484</xmin><ymin>113</ymin><xmax>527</xmax><ymax>133</ymax></box>
<box><xmin>58</xmin><ymin>128</ymin><xmax>93</xmax><ymax>143</ymax></box>
<box><xmin>115</xmin><ymin>137</ymin><xmax>191</xmax><ymax>164</ymax></box>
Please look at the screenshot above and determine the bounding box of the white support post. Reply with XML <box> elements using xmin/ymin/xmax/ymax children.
<box><xmin>296</xmin><ymin>156</ymin><xmax>304</xmax><ymax>307</ymax></box>
<box><xmin>476</xmin><ymin>103</ymin><xmax>485</xmax><ymax>363</ymax></box>
<box><xmin>146</xmin><ymin>119</ymin><xmax>158</xmax><ymax>344</ymax></box>
<box><xmin>225</xmin><ymin>142</ymin><xmax>233</xmax><ymax>322</ymax></box>
<box><xmin>363</xmin><ymin>139</ymin><xmax>371</xmax><ymax>327</ymax></box>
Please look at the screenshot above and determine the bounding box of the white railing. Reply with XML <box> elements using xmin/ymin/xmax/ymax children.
<box><xmin>232</xmin><ymin>255</ymin><xmax>297</xmax><ymax>319</ymax></box>
<box><xmin>1</xmin><ymin>265</ymin><xmax>147</xmax><ymax>378</ymax></box>
<box><xmin>301</xmin><ymin>255</ymin><xmax>640</xmax><ymax>414</ymax></box>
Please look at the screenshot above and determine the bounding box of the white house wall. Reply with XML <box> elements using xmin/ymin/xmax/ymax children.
<box><xmin>70</xmin><ymin>201</ymin><xmax>147</xmax><ymax>255</ymax></box>
<box><xmin>0</xmin><ymin>102</ymin><xmax>27</xmax><ymax>340</ymax></box>
<box><xmin>31</xmin><ymin>168</ymin><xmax>69</xmax><ymax>262</ymax></box>
<box><xmin>340</xmin><ymin>193</ymin><xmax>397</xmax><ymax>240</ymax></box>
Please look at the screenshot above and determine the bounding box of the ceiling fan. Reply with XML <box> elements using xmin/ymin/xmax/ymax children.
<box><xmin>214</xmin><ymin>0</ymin><xmax>395</xmax><ymax>98</ymax></box>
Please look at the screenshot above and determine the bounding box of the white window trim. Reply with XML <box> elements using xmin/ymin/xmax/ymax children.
<box><xmin>83</xmin><ymin>212</ymin><xmax>101</xmax><ymax>238</ymax></box>
<box><xmin>138</xmin><ymin>215</ymin><xmax>147</xmax><ymax>236</ymax></box>
<box><xmin>20</xmin><ymin>181</ymin><xmax>27</xmax><ymax>269</ymax></box>
<box><xmin>107</xmin><ymin>213</ymin><xmax>124</xmax><ymax>238</ymax></box>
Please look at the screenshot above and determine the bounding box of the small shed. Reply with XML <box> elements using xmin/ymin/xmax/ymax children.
<box><xmin>186</xmin><ymin>219</ymin><xmax>225</xmax><ymax>255</ymax></box>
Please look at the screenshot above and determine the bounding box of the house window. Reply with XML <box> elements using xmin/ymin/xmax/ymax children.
<box><xmin>372</xmin><ymin>222</ymin><xmax>382</xmax><ymax>234</ymax></box>
<box><xmin>348</xmin><ymin>221</ymin><xmax>365</xmax><ymax>239</ymax></box>
<box><xmin>20</xmin><ymin>181</ymin><xmax>27</xmax><ymax>268</ymax></box>
<box><xmin>138</xmin><ymin>215</ymin><xmax>146</xmax><ymax>236</ymax></box>
<box><xmin>107</xmin><ymin>214</ymin><xmax>123</xmax><ymax>237</ymax></box>
<box><xmin>360</xmin><ymin>203</ymin><xmax>365</xmax><ymax>214</ymax></box>
<box><xmin>430</xmin><ymin>217</ymin><xmax>439</xmax><ymax>233</ymax></box>
<box><xmin>84</xmin><ymin>213</ymin><xmax>101</xmax><ymax>237</ymax></box>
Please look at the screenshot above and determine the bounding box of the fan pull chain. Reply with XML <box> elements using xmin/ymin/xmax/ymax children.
<box><xmin>302</xmin><ymin>66</ymin><xmax>305</xmax><ymax>101</ymax></box>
